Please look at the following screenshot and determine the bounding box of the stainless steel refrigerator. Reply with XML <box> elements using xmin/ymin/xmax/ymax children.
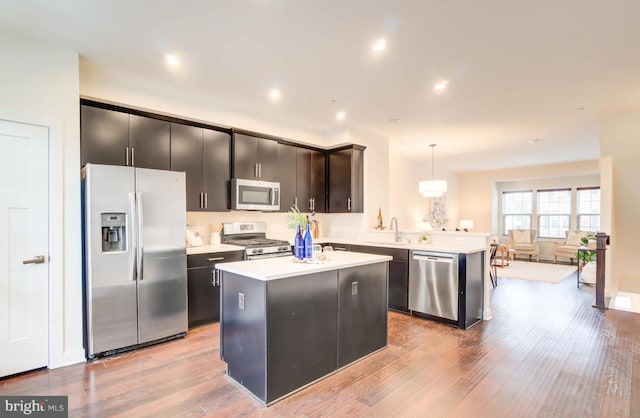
<box><xmin>82</xmin><ymin>163</ymin><xmax>187</xmax><ymax>358</ymax></box>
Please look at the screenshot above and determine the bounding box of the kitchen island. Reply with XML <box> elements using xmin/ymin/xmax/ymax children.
<box><xmin>215</xmin><ymin>251</ymin><xmax>391</xmax><ymax>406</ymax></box>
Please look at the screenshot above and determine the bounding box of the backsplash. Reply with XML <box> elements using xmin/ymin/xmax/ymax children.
<box><xmin>186</xmin><ymin>211</ymin><xmax>367</xmax><ymax>245</ymax></box>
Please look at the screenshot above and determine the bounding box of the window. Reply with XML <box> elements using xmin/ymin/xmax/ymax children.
<box><xmin>502</xmin><ymin>191</ymin><xmax>532</xmax><ymax>234</ymax></box>
<box><xmin>577</xmin><ymin>187</ymin><xmax>600</xmax><ymax>231</ymax></box>
<box><xmin>537</xmin><ymin>189</ymin><xmax>571</xmax><ymax>238</ymax></box>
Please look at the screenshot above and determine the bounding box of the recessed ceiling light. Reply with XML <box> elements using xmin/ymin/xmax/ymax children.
<box><xmin>165</xmin><ymin>54</ymin><xmax>180</xmax><ymax>67</ymax></box>
<box><xmin>528</xmin><ymin>138</ymin><xmax>542</xmax><ymax>144</ymax></box>
<box><xmin>336</xmin><ymin>111</ymin><xmax>346</xmax><ymax>121</ymax></box>
<box><xmin>269</xmin><ymin>89</ymin><xmax>281</xmax><ymax>101</ymax></box>
<box><xmin>433</xmin><ymin>80</ymin><xmax>449</xmax><ymax>91</ymax></box>
<box><xmin>389</xmin><ymin>118</ymin><xmax>401</xmax><ymax>123</ymax></box>
<box><xmin>372</xmin><ymin>39</ymin><xmax>387</xmax><ymax>52</ymax></box>
<box><xmin>577</xmin><ymin>106</ymin><xmax>586</xmax><ymax>111</ymax></box>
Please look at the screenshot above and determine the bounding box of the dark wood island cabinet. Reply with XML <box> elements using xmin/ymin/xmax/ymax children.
<box><xmin>216</xmin><ymin>251</ymin><xmax>390</xmax><ymax>405</ymax></box>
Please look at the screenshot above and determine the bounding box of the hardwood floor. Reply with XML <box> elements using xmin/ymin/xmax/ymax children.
<box><xmin>2</xmin><ymin>273</ymin><xmax>639</xmax><ymax>417</ymax></box>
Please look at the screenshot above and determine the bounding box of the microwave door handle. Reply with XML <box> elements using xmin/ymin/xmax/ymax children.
<box><xmin>136</xmin><ymin>192</ymin><xmax>144</xmax><ymax>280</ymax></box>
<box><xmin>129</xmin><ymin>192</ymin><xmax>137</xmax><ymax>281</ymax></box>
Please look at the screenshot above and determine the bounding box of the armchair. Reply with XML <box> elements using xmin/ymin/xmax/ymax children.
<box><xmin>508</xmin><ymin>229</ymin><xmax>539</xmax><ymax>262</ymax></box>
<box><xmin>553</xmin><ymin>230</ymin><xmax>591</xmax><ymax>264</ymax></box>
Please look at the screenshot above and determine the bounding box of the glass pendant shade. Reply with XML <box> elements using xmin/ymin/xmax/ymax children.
<box><xmin>419</xmin><ymin>180</ymin><xmax>447</xmax><ymax>196</ymax></box>
<box><xmin>419</xmin><ymin>144</ymin><xmax>447</xmax><ymax>197</ymax></box>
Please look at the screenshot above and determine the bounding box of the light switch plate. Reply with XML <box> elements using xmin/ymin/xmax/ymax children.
<box><xmin>351</xmin><ymin>281</ymin><xmax>358</xmax><ymax>296</ymax></box>
<box><xmin>239</xmin><ymin>292</ymin><xmax>245</xmax><ymax>310</ymax></box>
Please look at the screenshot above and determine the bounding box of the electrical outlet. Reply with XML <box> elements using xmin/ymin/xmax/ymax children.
<box><xmin>351</xmin><ymin>281</ymin><xmax>358</xmax><ymax>296</ymax></box>
<box><xmin>239</xmin><ymin>292</ymin><xmax>245</xmax><ymax>310</ymax></box>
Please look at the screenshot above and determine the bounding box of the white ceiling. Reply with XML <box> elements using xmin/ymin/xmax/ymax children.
<box><xmin>1</xmin><ymin>0</ymin><xmax>639</xmax><ymax>171</ymax></box>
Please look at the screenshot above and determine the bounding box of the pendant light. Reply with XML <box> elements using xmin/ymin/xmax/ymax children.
<box><xmin>418</xmin><ymin>144</ymin><xmax>447</xmax><ymax>197</ymax></box>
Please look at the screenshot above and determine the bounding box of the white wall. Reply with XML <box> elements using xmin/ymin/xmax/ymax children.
<box><xmin>600</xmin><ymin>111</ymin><xmax>640</xmax><ymax>293</ymax></box>
<box><xmin>0</xmin><ymin>33</ymin><xmax>84</xmax><ymax>368</ymax></box>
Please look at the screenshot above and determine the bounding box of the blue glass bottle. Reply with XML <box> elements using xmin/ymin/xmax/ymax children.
<box><xmin>304</xmin><ymin>222</ymin><xmax>313</xmax><ymax>259</ymax></box>
<box><xmin>294</xmin><ymin>224</ymin><xmax>304</xmax><ymax>259</ymax></box>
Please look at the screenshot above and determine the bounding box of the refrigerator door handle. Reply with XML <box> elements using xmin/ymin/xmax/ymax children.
<box><xmin>136</xmin><ymin>192</ymin><xmax>144</xmax><ymax>280</ymax></box>
<box><xmin>129</xmin><ymin>192</ymin><xmax>137</xmax><ymax>281</ymax></box>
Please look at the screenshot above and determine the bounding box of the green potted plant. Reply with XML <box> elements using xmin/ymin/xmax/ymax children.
<box><xmin>577</xmin><ymin>232</ymin><xmax>596</xmax><ymax>264</ymax></box>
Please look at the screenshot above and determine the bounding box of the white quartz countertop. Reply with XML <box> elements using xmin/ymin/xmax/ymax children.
<box><xmin>186</xmin><ymin>238</ymin><xmax>487</xmax><ymax>256</ymax></box>
<box><xmin>215</xmin><ymin>251</ymin><xmax>392</xmax><ymax>281</ymax></box>
<box><xmin>314</xmin><ymin>238</ymin><xmax>486</xmax><ymax>254</ymax></box>
<box><xmin>186</xmin><ymin>244</ymin><xmax>244</xmax><ymax>255</ymax></box>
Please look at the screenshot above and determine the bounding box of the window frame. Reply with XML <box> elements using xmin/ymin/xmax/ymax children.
<box><xmin>502</xmin><ymin>190</ymin><xmax>533</xmax><ymax>236</ymax></box>
<box><xmin>536</xmin><ymin>188</ymin><xmax>571</xmax><ymax>239</ymax></box>
<box><xmin>576</xmin><ymin>187</ymin><xmax>601</xmax><ymax>232</ymax></box>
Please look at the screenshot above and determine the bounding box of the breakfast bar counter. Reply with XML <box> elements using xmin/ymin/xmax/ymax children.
<box><xmin>215</xmin><ymin>252</ymin><xmax>391</xmax><ymax>405</ymax></box>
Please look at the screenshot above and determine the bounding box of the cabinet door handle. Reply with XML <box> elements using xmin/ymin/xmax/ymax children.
<box><xmin>294</xmin><ymin>197</ymin><xmax>298</xmax><ymax>209</ymax></box>
<box><xmin>211</xmin><ymin>270</ymin><xmax>216</xmax><ymax>286</ymax></box>
<box><xmin>207</xmin><ymin>257</ymin><xmax>225</xmax><ymax>262</ymax></box>
<box><xmin>254</xmin><ymin>163</ymin><xmax>259</xmax><ymax>178</ymax></box>
<box><xmin>311</xmin><ymin>198</ymin><xmax>315</xmax><ymax>211</ymax></box>
<box><xmin>199</xmin><ymin>192</ymin><xmax>203</xmax><ymax>208</ymax></box>
<box><xmin>131</xmin><ymin>147</ymin><xmax>135</xmax><ymax>166</ymax></box>
<box><xmin>125</xmin><ymin>147</ymin><xmax>130</xmax><ymax>166</ymax></box>
<box><xmin>347</xmin><ymin>197</ymin><xmax>352</xmax><ymax>212</ymax></box>
<box><xmin>258</xmin><ymin>163</ymin><xmax>262</xmax><ymax>178</ymax></box>
<box><xmin>334</xmin><ymin>247</ymin><xmax>348</xmax><ymax>251</ymax></box>
<box><xmin>309</xmin><ymin>198</ymin><xmax>313</xmax><ymax>211</ymax></box>
<box><xmin>204</xmin><ymin>192</ymin><xmax>208</xmax><ymax>209</ymax></box>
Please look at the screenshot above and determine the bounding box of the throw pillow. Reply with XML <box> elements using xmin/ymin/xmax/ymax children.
<box><xmin>566</xmin><ymin>231</ymin><xmax>583</xmax><ymax>246</ymax></box>
<box><xmin>513</xmin><ymin>230</ymin><xmax>531</xmax><ymax>244</ymax></box>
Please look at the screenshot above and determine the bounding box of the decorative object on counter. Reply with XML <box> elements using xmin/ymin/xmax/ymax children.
<box><xmin>419</xmin><ymin>144</ymin><xmax>447</xmax><ymax>197</ymax></box>
<box><xmin>312</xmin><ymin>219</ymin><xmax>320</xmax><ymax>238</ymax></box>
<box><xmin>427</xmin><ymin>196</ymin><xmax>448</xmax><ymax>230</ymax></box>
<box><xmin>375</xmin><ymin>207</ymin><xmax>385</xmax><ymax>230</ymax></box>
<box><xmin>312</xmin><ymin>244</ymin><xmax>322</xmax><ymax>259</ymax></box>
<box><xmin>323</xmin><ymin>245</ymin><xmax>333</xmax><ymax>261</ymax></box>
<box><xmin>459</xmin><ymin>220</ymin><xmax>474</xmax><ymax>232</ymax></box>
<box><xmin>418</xmin><ymin>233</ymin><xmax>431</xmax><ymax>244</ymax></box>
<box><xmin>285</xmin><ymin>205</ymin><xmax>306</xmax><ymax>231</ymax></box>
<box><xmin>304</xmin><ymin>219</ymin><xmax>313</xmax><ymax>259</ymax></box>
<box><xmin>294</xmin><ymin>224</ymin><xmax>304</xmax><ymax>260</ymax></box>
<box><xmin>209</xmin><ymin>224</ymin><xmax>222</xmax><ymax>245</ymax></box>
<box><xmin>186</xmin><ymin>225</ymin><xmax>203</xmax><ymax>247</ymax></box>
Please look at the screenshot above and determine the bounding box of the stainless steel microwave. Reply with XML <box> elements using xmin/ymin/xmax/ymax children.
<box><xmin>231</xmin><ymin>178</ymin><xmax>280</xmax><ymax>211</ymax></box>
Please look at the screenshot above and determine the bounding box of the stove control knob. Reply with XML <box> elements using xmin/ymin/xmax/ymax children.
<box><xmin>257</xmin><ymin>249</ymin><xmax>263</xmax><ymax>254</ymax></box>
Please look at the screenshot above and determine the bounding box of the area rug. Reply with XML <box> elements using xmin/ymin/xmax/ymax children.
<box><xmin>497</xmin><ymin>260</ymin><xmax>576</xmax><ymax>284</ymax></box>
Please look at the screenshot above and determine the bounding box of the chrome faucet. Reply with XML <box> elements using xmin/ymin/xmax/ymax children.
<box><xmin>389</xmin><ymin>217</ymin><xmax>401</xmax><ymax>242</ymax></box>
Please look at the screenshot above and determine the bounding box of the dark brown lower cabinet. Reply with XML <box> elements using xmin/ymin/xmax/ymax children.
<box><xmin>351</xmin><ymin>245</ymin><xmax>409</xmax><ymax>312</ymax></box>
<box><xmin>187</xmin><ymin>251</ymin><xmax>243</xmax><ymax>328</ymax></box>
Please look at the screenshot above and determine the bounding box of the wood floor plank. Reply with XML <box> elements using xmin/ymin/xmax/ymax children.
<box><xmin>2</xmin><ymin>273</ymin><xmax>640</xmax><ymax>417</ymax></box>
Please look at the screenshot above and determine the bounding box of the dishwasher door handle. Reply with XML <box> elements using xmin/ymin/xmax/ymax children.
<box><xmin>412</xmin><ymin>255</ymin><xmax>454</xmax><ymax>263</ymax></box>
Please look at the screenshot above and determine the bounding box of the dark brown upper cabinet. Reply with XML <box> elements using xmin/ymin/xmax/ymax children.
<box><xmin>171</xmin><ymin>123</ymin><xmax>231</xmax><ymax>212</ymax></box>
<box><xmin>297</xmin><ymin>147</ymin><xmax>326</xmax><ymax>213</ymax></box>
<box><xmin>278</xmin><ymin>144</ymin><xmax>297</xmax><ymax>212</ymax></box>
<box><xmin>277</xmin><ymin>144</ymin><xmax>326</xmax><ymax>213</ymax></box>
<box><xmin>328</xmin><ymin>145</ymin><xmax>365</xmax><ymax>213</ymax></box>
<box><xmin>233</xmin><ymin>133</ymin><xmax>279</xmax><ymax>181</ymax></box>
<box><xmin>80</xmin><ymin>104</ymin><xmax>170</xmax><ymax>170</ymax></box>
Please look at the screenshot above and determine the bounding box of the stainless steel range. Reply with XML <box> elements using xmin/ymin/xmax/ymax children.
<box><xmin>222</xmin><ymin>222</ymin><xmax>292</xmax><ymax>260</ymax></box>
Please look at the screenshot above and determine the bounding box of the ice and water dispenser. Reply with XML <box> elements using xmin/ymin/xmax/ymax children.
<box><xmin>101</xmin><ymin>213</ymin><xmax>126</xmax><ymax>252</ymax></box>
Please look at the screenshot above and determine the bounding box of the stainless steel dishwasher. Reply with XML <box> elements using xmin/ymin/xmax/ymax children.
<box><xmin>409</xmin><ymin>251</ymin><xmax>459</xmax><ymax>321</ymax></box>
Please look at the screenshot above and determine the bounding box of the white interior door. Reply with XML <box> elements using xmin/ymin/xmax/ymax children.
<box><xmin>0</xmin><ymin>119</ymin><xmax>49</xmax><ymax>377</ymax></box>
